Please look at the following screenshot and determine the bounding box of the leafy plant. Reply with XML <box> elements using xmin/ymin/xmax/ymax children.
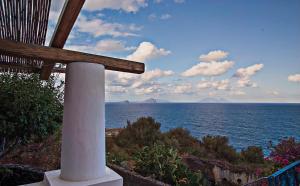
<box><xmin>134</xmin><ymin>143</ymin><xmax>208</xmax><ymax>185</ymax></box>
<box><xmin>201</xmin><ymin>135</ymin><xmax>240</xmax><ymax>163</ymax></box>
<box><xmin>241</xmin><ymin>146</ymin><xmax>264</xmax><ymax>163</ymax></box>
<box><xmin>162</xmin><ymin>128</ymin><xmax>205</xmax><ymax>155</ymax></box>
<box><xmin>115</xmin><ymin>117</ymin><xmax>161</xmax><ymax>149</ymax></box>
<box><xmin>0</xmin><ymin>73</ymin><xmax>63</xmax><ymax>159</ymax></box>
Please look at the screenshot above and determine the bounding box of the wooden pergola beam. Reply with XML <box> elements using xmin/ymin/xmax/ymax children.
<box><xmin>40</xmin><ymin>0</ymin><xmax>86</xmax><ymax>80</ymax></box>
<box><xmin>0</xmin><ymin>39</ymin><xmax>145</xmax><ymax>74</ymax></box>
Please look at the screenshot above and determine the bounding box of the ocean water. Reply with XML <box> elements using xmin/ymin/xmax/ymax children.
<box><xmin>105</xmin><ymin>103</ymin><xmax>300</xmax><ymax>154</ymax></box>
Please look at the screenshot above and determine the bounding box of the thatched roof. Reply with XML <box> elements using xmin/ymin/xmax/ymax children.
<box><xmin>0</xmin><ymin>0</ymin><xmax>144</xmax><ymax>78</ymax></box>
<box><xmin>0</xmin><ymin>0</ymin><xmax>52</xmax><ymax>73</ymax></box>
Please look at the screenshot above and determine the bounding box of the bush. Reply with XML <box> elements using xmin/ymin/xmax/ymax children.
<box><xmin>0</xmin><ymin>73</ymin><xmax>63</xmax><ymax>159</ymax></box>
<box><xmin>134</xmin><ymin>143</ymin><xmax>208</xmax><ymax>186</ymax></box>
<box><xmin>241</xmin><ymin>146</ymin><xmax>264</xmax><ymax>163</ymax></box>
<box><xmin>115</xmin><ymin>117</ymin><xmax>161</xmax><ymax>150</ymax></box>
<box><xmin>162</xmin><ymin>128</ymin><xmax>205</xmax><ymax>155</ymax></box>
<box><xmin>268</xmin><ymin>137</ymin><xmax>300</xmax><ymax>167</ymax></box>
<box><xmin>201</xmin><ymin>135</ymin><xmax>240</xmax><ymax>163</ymax></box>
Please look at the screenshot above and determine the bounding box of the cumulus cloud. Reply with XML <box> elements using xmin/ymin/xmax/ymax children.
<box><xmin>234</xmin><ymin>64</ymin><xmax>264</xmax><ymax>79</ymax></box>
<box><xmin>65</xmin><ymin>39</ymin><xmax>135</xmax><ymax>54</ymax></box>
<box><xmin>134</xmin><ymin>84</ymin><xmax>162</xmax><ymax>95</ymax></box>
<box><xmin>234</xmin><ymin>64</ymin><xmax>264</xmax><ymax>87</ymax></box>
<box><xmin>95</xmin><ymin>39</ymin><xmax>135</xmax><ymax>52</ymax></box>
<box><xmin>76</xmin><ymin>16</ymin><xmax>141</xmax><ymax>37</ymax></box>
<box><xmin>127</xmin><ymin>42</ymin><xmax>171</xmax><ymax>62</ymax></box>
<box><xmin>230</xmin><ymin>90</ymin><xmax>246</xmax><ymax>96</ymax></box>
<box><xmin>181</xmin><ymin>61</ymin><xmax>234</xmax><ymax>77</ymax></box>
<box><xmin>106</xmin><ymin>69</ymin><xmax>174</xmax><ymax>90</ymax></box>
<box><xmin>199</xmin><ymin>50</ymin><xmax>229</xmax><ymax>62</ymax></box>
<box><xmin>288</xmin><ymin>74</ymin><xmax>300</xmax><ymax>83</ymax></box>
<box><xmin>174</xmin><ymin>84</ymin><xmax>193</xmax><ymax>94</ymax></box>
<box><xmin>197</xmin><ymin>79</ymin><xmax>231</xmax><ymax>90</ymax></box>
<box><xmin>106</xmin><ymin>86</ymin><xmax>128</xmax><ymax>93</ymax></box>
<box><xmin>132</xmin><ymin>69</ymin><xmax>174</xmax><ymax>88</ymax></box>
<box><xmin>84</xmin><ymin>0</ymin><xmax>148</xmax><ymax>13</ymax></box>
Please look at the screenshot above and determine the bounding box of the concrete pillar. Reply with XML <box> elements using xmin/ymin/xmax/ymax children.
<box><xmin>26</xmin><ymin>62</ymin><xmax>122</xmax><ymax>186</ymax></box>
<box><xmin>60</xmin><ymin>62</ymin><xmax>105</xmax><ymax>181</ymax></box>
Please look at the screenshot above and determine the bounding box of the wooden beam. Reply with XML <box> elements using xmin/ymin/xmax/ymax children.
<box><xmin>0</xmin><ymin>39</ymin><xmax>145</xmax><ymax>74</ymax></box>
<box><xmin>40</xmin><ymin>0</ymin><xmax>85</xmax><ymax>80</ymax></box>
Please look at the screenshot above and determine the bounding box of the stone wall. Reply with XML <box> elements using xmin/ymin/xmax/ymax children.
<box><xmin>182</xmin><ymin>155</ymin><xmax>258</xmax><ymax>185</ymax></box>
<box><xmin>0</xmin><ymin>164</ymin><xmax>44</xmax><ymax>185</ymax></box>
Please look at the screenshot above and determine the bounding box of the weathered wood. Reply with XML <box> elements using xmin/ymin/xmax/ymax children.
<box><xmin>0</xmin><ymin>39</ymin><xmax>145</xmax><ymax>74</ymax></box>
<box><xmin>0</xmin><ymin>63</ymin><xmax>65</xmax><ymax>73</ymax></box>
<box><xmin>40</xmin><ymin>0</ymin><xmax>86</xmax><ymax>80</ymax></box>
<box><xmin>0</xmin><ymin>0</ymin><xmax>51</xmax><ymax>72</ymax></box>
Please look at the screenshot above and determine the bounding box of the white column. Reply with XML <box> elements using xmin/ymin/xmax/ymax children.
<box><xmin>60</xmin><ymin>62</ymin><xmax>106</xmax><ymax>181</ymax></box>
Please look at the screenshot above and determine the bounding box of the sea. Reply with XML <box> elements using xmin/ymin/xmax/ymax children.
<box><xmin>105</xmin><ymin>103</ymin><xmax>300</xmax><ymax>155</ymax></box>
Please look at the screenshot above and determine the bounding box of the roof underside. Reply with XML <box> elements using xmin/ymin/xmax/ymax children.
<box><xmin>0</xmin><ymin>0</ymin><xmax>144</xmax><ymax>77</ymax></box>
<box><xmin>0</xmin><ymin>0</ymin><xmax>54</xmax><ymax>73</ymax></box>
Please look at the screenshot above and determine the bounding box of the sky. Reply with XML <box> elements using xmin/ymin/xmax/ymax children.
<box><xmin>47</xmin><ymin>0</ymin><xmax>300</xmax><ymax>103</ymax></box>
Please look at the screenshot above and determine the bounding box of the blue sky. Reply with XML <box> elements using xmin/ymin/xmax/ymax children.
<box><xmin>48</xmin><ymin>0</ymin><xmax>300</xmax><ymax>102</ymax></box>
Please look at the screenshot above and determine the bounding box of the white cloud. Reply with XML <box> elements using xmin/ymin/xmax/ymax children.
<box><xmin>95</xmin><ymin>39</ymin><xmax>135</xmax><ymax>52</ymax></box>
<box><xmin>106</xmin><ymin>86</ymin><xmax>128</xmax><ymax>93</ymax></box>
<box><xmin>106</xmin><ymin>69</ymin><xmax>173</xmax><ymax>90</ymax></box>
<box><xmin>127</xmin><ymin>42</ymin><xmax>171</xmax><ymax>62</ymax></box>
<box><xmin>234</xmin><ymin>64</ymin><xmax>264</xmax><ymax>87</ymax></box>
<box><xmin>197</xmin><ymin>79</ymin><xmax>231</xmax><ymax>90</ymax></box>
<box><xmin>141</xmin><ymin>69</ymin><xmax>174</xmax><ymax>81</ymax></box>
<box><xmin>234</xmin><ymin>64</ymin><xmax>264</xmax><ymax>79</ymax></box>
<box><xmin>161</xmin><ymin>14</ymin><xmax>172</xmax><ymax>20</ymax></box>
<box><xmin>135</xmin><ymin>84</ymin><xmax>162</xmax><ymax>95</ymax></box>
<box><xmin>199</xmin><ymin>50</ymin><xmax>229</xmax><ymax>62</ymax></box>
<box><xmin>76</xmin><ymin>16</ymin><xmax>141</xmax><ymax>37</ymax></box>
<box><xmin>230</xmin><ymin>90</ymin><xmax>246</xmax><ymax>96</ymax></box>
<box><xmin>288</xmin><ymin>74</ymin><xmax>300</xmax><ymax>83</ymax></box>
<box><xmin>132</xmin><ymin>69</ymin><xmax>174</xmax><ymax>88</ymax></box>
<box><xmin>174</xmin><ymin>0</ymin><xmax>185</xmax><ymax>3</ymax></box>
<box><xmin>84</xmin><ymin>0</ymin><xmax>148</xmax><ymax>13</ymax></box>
<box><xmin>268</xmin><ymin>91</ymin><xmax>279</xmax><ymax>96</ymax></box>
<box><xmin>181</xmin><ymin>61</ymin><xmax>234</xmax><ymax>77</ymax></box>
<box><xmin>174</xmin><ymin>84</ymin><xmax>193</xmax><ymax>94</ymax></box>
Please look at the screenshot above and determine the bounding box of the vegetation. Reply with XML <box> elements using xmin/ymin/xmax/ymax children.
<box><xmin>134</xmin><ymin>143</ymin><xmax>207</xmax><ymax>186</ymax></box>
<box><xmin>241</xmin><ymin>146</ymin><xmax>264</xmax><ymax>164</ymax></box>
<box><xmin>0</xmin><ymin>73</ymin><xmax>63</xmax><ymax>159</ymax></box>
<box><xmin>267</xmin><ymin>137</ymin><xmax>300</xmax><ymax>171</ymax></box>
<box><xmin>107</xmin><ymin>117</ymin><xmax>272</xmax><ymax>185</ymax></box>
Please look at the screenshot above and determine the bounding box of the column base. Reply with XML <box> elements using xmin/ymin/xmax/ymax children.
<box><xmin>25</xmin><ymin>167</ymin><xmax>122</xmax><ymax>186</ymax></box>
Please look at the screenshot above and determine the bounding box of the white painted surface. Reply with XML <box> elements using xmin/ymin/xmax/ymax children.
<box><xmin>25</xmin><ymin>167</ymin><xmax>122</xmax><ymax>186</ymax></box>
<box><xmin>42</xmin><ymin>168</ymin><xmax>122</xmax><ymax>186</ymax></box>
<box><xmin>60</xmin><ymin>62</ymin><xmax>106</xmax><ymax>181</ymax></box>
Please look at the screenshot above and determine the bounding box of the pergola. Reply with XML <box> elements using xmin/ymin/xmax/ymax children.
<box><xmin>0</xmin><ymin>0</ymin><xmax>144</xmax><ymax>185</ymax></box>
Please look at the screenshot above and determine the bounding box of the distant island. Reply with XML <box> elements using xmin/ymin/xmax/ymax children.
<box><xmin>108</xmin><ymin>98</ymin><xmax>231</xmax><ymax>104</ymax></box>
<box><xmin>107</xmin><ymin>98</ymin><xmax>170</xmax><ymax>104</ymax></box>
<box><xmin>199</xmin><ymin>98</ymin><xmax>230</xmax><ymax>103</ymax></box>
<box><xmin>142</xmin><ymin>98</ymin><xmax>169</xmax><ymax>103</ymax></box>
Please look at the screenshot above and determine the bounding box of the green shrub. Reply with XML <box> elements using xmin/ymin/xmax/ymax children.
<box><xmin>115</xmin><ymin>117</ymin><xmax>161</xmax><ymax>149</ymax></box>
<box><xmin>0</xmin><ymin>73</ymin><xmax>63</xmax><ymax>158</ymax></box>
<box><xmin>134</xmin><ymin>143</ymin><xmax>208</xmax><ymax>186</ymax></box>
<box><xmin>201</xmin><ymin>135</ymin><xmax>240</xmax><ymax>163</ymax></box>
<box><xmin>241</xmin><ymin>146</ymin><xmax>264</xmax><ymax>163</ymax></box>
<box><xmin>162</xmin><ymin>128</ymin><xmax>205</xmax><ymax>155</ymax></box>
